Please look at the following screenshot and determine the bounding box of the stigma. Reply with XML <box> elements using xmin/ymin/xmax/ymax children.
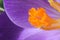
<box><xmin>48</xmin><ymin>0</ymin><xmax>60</xmax><ymax>12</ymax></box>
<box><xmin>28</xmin><ymin>7</ymin><xmax>60</xmax><ymax>30</ymax></box>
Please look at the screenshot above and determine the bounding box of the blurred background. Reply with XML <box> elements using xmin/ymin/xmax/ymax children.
<box><xmin>0</xmin><ymin>0</ymin><xmax>3</xmax><ymax>8</ymax></box>
<box><xmin>0</xmin><ymin>0</ymin><xmax>4</xmax><ymax>12</ymax></box>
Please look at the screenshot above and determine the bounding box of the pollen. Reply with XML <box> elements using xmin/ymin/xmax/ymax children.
<box><xmin>48</xmin><ymin>0</ymin><xmax>60</xmax><ymax>12</ymax></box>
<box><xmin>28</xmin><ymin>7</ymin><xmax>60</xmax><ymax>30</ymax></box>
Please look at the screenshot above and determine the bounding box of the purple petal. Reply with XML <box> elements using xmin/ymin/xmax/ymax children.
<box><xmin>3</xmin><ymin>0</ymin><xmax>60</xmax><ymax>28</ymax></box>
<box><xmin>55</xmin><ymin>0</ymin><xmax>60</xmax><ymax>3</ymax></box>
<box><xmin>18</xmin><ymin>29</ymin><xmax>60</xmax><ymax>40</ymax></box>
<box><xmin>0</xmin><ymin>12</ymin><xmax>23</xmax><ymax>40</ymax></box>
<box><xmin>18</xmin><ymin>28</ymin><xmax>42</xmax><ymax>40</ymax></box>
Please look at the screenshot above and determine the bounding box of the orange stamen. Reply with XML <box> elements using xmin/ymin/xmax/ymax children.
<box><xmin>28</xmin><ymin>7</ymin><xmax>60</xmax><ymax>30</ymax></box>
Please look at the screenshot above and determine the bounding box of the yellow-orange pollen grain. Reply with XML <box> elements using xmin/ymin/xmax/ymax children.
<box><xmin>28</xmin><ymin>7</ymin><xmax>60</xmax><ymax>30</ymax></box>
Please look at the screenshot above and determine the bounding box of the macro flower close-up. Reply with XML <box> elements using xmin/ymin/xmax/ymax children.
<box><xmin>0</xmin><ymin>0</ymin><xmax>60</xmax><ymax>40</ymax></box>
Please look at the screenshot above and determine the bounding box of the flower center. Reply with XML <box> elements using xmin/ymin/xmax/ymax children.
<box><xmin>28</xmin><ymin>7</ymin><xmax>60</xmax><ymax>30</ymax></box>
<box><xmin>48</xmin><ymin>0</ymin><xmax>60</xmax><ymax>12</ymax></box>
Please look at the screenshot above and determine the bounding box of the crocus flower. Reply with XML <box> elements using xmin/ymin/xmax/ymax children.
<box><xmin>3</xmin><ymin>0</ymin><xmax>60</xmax><ymax>40</ymax></box>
